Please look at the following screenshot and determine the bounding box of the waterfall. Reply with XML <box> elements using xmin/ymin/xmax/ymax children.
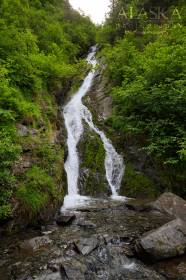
<box><xmin>62</xmin><ymin>46</ymin><xmax>125</xmax><ymax>209</ymax></box>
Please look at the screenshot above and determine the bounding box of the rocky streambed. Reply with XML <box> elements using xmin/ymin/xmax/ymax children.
<box><xmin>1</xmin><ymin>193</ymin><xmax>186</xmax><ymax>280</ymax></box>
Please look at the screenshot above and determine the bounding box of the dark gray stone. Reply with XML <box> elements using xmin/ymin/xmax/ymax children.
<box><xmin>149</xmin><ymin>192</ymin><xmax>186</xmax><ymax>221</ymax></box>
<box><xmin>34</xmin><ymin>271</ymin><xmax>62</xmax><ymax>280</ymax></box>
<box><xmin>136</xmin><ymin>218</ymin><xmax>186</xmax><ymax>260</ymax></box>
<box><xmin>56</xmin><ymin>214</ymin><xmax>76</xmax><ymax>226</ymax></box>
<box><xmin>74</xmin><ymin>237</ymin><xmax>98</xmax><ymax>255</ymax></box>
<box><xmin>77</xmin><ymin>219</ymin><xmax>96</xmax><ymax>229</ymax></box>
<box><xmin>60</xmin><ymin>259</ymin><xmax>86</xmax><ymax>280</ymax></box>
<box><xmin>125</xmin><ymin>200</ymin><xmax>152</xmax><ymax>212</ymax></box>
<box><xmin>20</xmin><ymin>236</ymin><xmax>52</xmax><ymax>252</ymax></box>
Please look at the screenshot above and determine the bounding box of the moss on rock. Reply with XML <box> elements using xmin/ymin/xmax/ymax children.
<box><xmin>120</xmin><ymin>164</ymin><xmax>160</xmax><ymax>199</ymax></box>
<box><xmin>78</xmin><ymin>124</ymin><xmax>109</xmax><ymax>197</ymax></box>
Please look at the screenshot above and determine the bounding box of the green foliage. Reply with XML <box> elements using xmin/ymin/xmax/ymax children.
<box><xmin>100</xmin><ymin>0</ymin><xmax>186</xmax><ymax>196</ymax></box>
<box><xmin>16</xmin><ymin>166</ymin><xmax>56</xmax><ymax>214</ymax></box>
<box><xmin>16</xmin><ymin>186</ymin><xmax>48</xmax><ymax>215</ymax></box>
<box><xmin>33</xmin><ymin>140</ymin><xmax>64</xmax><ymax>181</ymax></box>
<box><xmin>0</xmin><ymin>125</ymin><xmax>20</xmax><ymax>219</ymax></box>
<box><xmin>0</xmin><ymin>127</ymin><xmax>19</xmax><ymax>217</ymax></box>
<box><xmin>81</xmin><ymin>131</ymin><xmax>105</xmax><ymax>173</ymax></box>
<box><xmin>0</xmin><ymin>205</ymin><xmax>12</xmax><ymax>220</ymax></box>
<box><xmin>0</xmin><ymin>128</ymin><xmax>21</xmax><ymax>168</ymax></box>
<box><xmin>104</xmin><ymin>26</ymin><xmax>186</xmax><ymax>166</ymax></box>
<box><xmin>79</xmin><ymin>128</ymin><xmax>107</xmax><ymax>197</ymax></box>
<box><xmin>121</xmin><ymin>164</ymin><xmax>159</xmax><ymax>198</ymax></box>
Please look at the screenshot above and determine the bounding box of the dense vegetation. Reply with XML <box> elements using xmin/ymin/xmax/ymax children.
<box><xmin>0</xmin><ymin>0</ymin><xmax>95</xmax><ymax>222</ymax></box>
<box><xmin>98</xmin><ymin>0</ymin><xmax>186</xmax><ymax>197</ymax></box>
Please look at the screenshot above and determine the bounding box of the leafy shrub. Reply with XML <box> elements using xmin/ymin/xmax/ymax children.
<box><xmin>100</xmin><ymin>0</ymin><xmax>186</xmax><ymax>195</ymax></box>
<box><xmin>16</xmin><ymin>166</ymin><xmax>57</xmax><ymax>214</ymax></box>
<box><xmin>0</xmin><ymin>205</ymin><xmax>12</xmax><ymax>220</ymax></box>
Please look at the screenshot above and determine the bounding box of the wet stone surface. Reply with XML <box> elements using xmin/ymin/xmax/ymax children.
<box><xmin>0</xmin><ymin>199</ymin><xmax>185</xmax><ymax>280</ymax></box>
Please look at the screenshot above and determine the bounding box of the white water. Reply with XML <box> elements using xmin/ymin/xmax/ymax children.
<box><xmin>62</xmin><ymin>46</ymin><xmax>125</xmax><ymax>210</ymax></box>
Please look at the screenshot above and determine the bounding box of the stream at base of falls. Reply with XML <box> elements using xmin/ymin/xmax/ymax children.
<box><xmin>0</xmin><ymin>198</ymin><xmax>174</xmax><ymax>280</ymax></box>
<box><xmin>62</xmin><ymin>46</ymin><xmax>125</xmax><ymax>210</ymax></box>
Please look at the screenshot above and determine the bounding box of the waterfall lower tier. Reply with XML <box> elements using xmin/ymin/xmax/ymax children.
<box><xmin>62</xmin><ymin>46</ymin><xmax>125</xmax><ymax>210</ymax></box>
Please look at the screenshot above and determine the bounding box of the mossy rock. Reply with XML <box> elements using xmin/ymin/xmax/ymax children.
<box><xmin>120</xmin><ymin>163</ymin><xmax>160</xmax><ymax>199</ymax></box>
<box><xmin>78</xmin><ymin>125</ymin><xmax>109</xmax><ymax>197</ymax></box>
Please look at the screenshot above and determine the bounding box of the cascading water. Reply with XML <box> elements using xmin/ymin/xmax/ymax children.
<box><xmin>62</xmin><ymin>46</ymin><xmax>125</xmax><ymax>209</ymax></box>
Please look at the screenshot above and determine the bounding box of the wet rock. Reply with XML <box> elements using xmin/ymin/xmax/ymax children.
<box><xmin>10</xmin><ymin>261</ymin><xmax>32</xmax><ymax>280</ymax></box>
<box><xmin>77</xmin><ymin>219</ymin><xmax>96</xmax><ymax>229</ymax></box>
<box><xmin>153</xmin><ymin>255</ymin><xmax>186</xmax><ymax>280</ymax></box>
<box><xmin>34</xmin><ymin>271</ymin><xmax>62</xmax><ymax>280</ymax></box>
<box><xmin>149</xmin><ymin>192</ymin><xmax>186</xmax><ymax>221</ymax></box>
<box><xmin>74</xmin><ymin>237</ymin><xmax>98</xmax><ymax>255</ymax></box>
<box><xmin>114</xmin><ymin>261</ymin><xmax>167</xmax><ymax>280</ymax></box>
<box><xmin>136</xmin><ymin>218</ymin><xmax>186</xmax><ymax>260</ymax></box>
<box><xmin>86</xmin><ymin>244</ymin><xmax>166</xmax><ymax>279</ymax></box>
<box><xmin>103</xmin><ymin>235</ymin><xmax>131</xmax><ymax>246</ymax></box>
<box><xmin>20</xmin><ymin>236</ymin><xmax>52</xmax><ymax>252</ymax></box>
<box><xmin>122</xmin><ymin>244</ymin><xmax>135</xmax><ymax>257</ymax></box>
<box><xmin>60</xmin><ymin>259</ymin><xmax>87</xmax><ymax>280</ymax></box>
<box><xmin>125</xmin><ymin>199</ymin><xmax>152</xmax><ymax>212</ymax></box>
<box><xmin>47</xmin><ymin>262</ymin><xmax>59</xmax><ymax>273</ymax></box>
<box><xmin>41</xmin><ymin>225</ymin><xmax>58</xmax><ymax>235</ymax></box>
<box><xmin>56</xmin><ymin>213</ymin><xmax>76</xmax><ymax>226</ymax></box>
<box><xmin>86</xmin><ymin>66</ymin><xmax>112</xmax><ymax>120</ymax></box>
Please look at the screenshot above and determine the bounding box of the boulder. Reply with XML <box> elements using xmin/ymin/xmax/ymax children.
<box><xmin>20</xmin><ymin>236</ymin><xmax>52</xmax><ymax>252</ymax></box>
<box><xmin>136</xmin><ymin>218</ymin><xmax>186</xmax><ymax>260</ymax></box>
<box><xmin>74</xmin><ymin>237</ymin><xmax>98</xmax><ymax>255</ymax></box>
<box><xmin>125</xmin><ymin>199</ymin><xmax>152</xmax><ymax>212</ymax></box>
<box><xmin>60</xmin><ymin>259</ymin><xmax>87</xmax><ymax>280</ymax></box>
<box><xmin>149</xmin><ymin>192</ymin><xmax>186</xmax><ymax>221</ymax></box>
<box><xmin>56</xmin><ymin>213</ymin><xmax>76</xmax><ymax>226</ymax></box>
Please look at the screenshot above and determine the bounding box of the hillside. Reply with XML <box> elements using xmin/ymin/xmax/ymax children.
<box><xmin>0</xmin><ymin>0</ymin><xmax>95</xmax><ymax>225</ymax></box>
<box><xmin>97</xmin><ymin>0</ymin><xmax>186</xmax><ymax>198</ymax></box>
